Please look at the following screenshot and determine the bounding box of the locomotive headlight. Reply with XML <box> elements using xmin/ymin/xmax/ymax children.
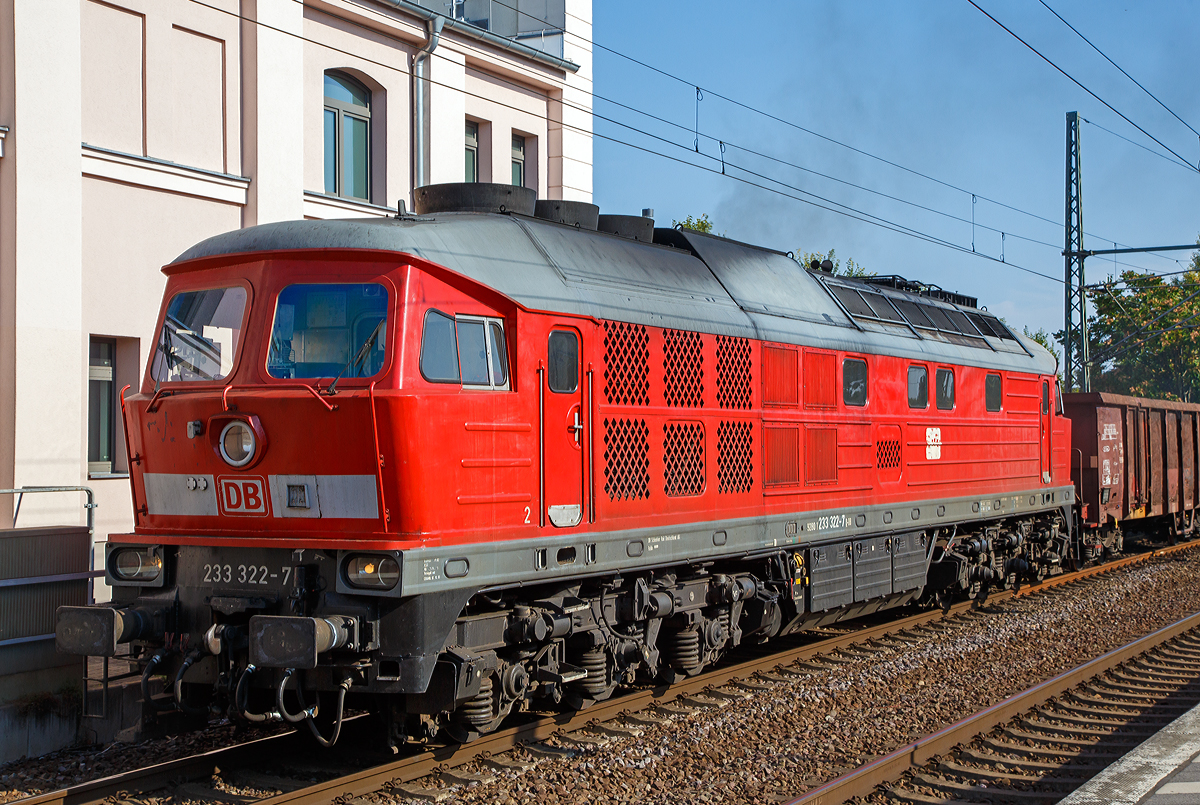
<box><xmin>219</xmin><ymin>421</ymin><xmax>256</xmax><ymax>467</ymax></box>
<box><xmin>110</xmin><ymin>547</ymin><xmax>162</xmax><ymax>582</ymax></box>
<box><xmin>344</xmin><ymin>554</ymin><xmax>400</xmax><ymax>590</ymax></box>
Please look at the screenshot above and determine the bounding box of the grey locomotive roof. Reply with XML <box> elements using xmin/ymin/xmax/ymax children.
<box><xmin>173</xmin><ymin>211</ymin><xmax>1056</xmax><ymax>376</ymax></box>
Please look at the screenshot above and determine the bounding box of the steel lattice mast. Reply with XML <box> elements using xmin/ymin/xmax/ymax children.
<box><xmin>1063</xmin><ymin>111</ymin><xmax>1088</xmax><ymax>391</ymax></box>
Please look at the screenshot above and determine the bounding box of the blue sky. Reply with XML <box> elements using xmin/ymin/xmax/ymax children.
<box><xmin>590</xmin><ymin>0</ymin><xmax>1200</xmax><ymax>341</ymax></box>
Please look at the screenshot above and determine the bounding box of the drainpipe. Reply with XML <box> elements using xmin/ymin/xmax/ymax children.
<box><xmin>412</xmin><ymin>15</ymin><xmax>444</xmax><ymax>192</ymax></box>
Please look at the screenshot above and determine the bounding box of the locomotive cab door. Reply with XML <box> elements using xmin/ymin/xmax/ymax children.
<box><xmin>1040</xmin><ymin>380</ymin><xmax>1052</xmax><ymax>483</ymax></box>
<box><xmin>542</xmin><ymin>327</ymin><xmax>586</xmax><ymax>528</ymax></box>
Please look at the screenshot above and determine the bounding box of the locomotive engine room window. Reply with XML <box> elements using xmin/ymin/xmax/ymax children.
<box><xmin>548</xmin><ymin>330</ymin><xmax>579</xmax><ymax>393</ymax></box>
<box><xmin>936</xmin><ymin>368</ymin><xmax>955</xmax><ymax>410</ymax></box>
<box><xmin>151</xmin><ymin>286</ymin><xmax>247</xmax><ymax>383</ymax></box>
<box><xmin>843</xmin><ymin>358</ymin><xmax>868</xmax><ymax>407</ymax></box>
<box><xmin>985</xmin><ymin>373</ymin><xmax>1002</xmax><ymax>412</ymax></box>
<box><xmin>267</xmin><ymin>283</ymin><xmax>388</xmax><ymax>380</ymax></box>
<box><xmin>1042</xmin><ymin>380</ymin><xmax>1050</xmax><ymax>415</ymax></box>
<box><xmin>323</xmin><ymin>72</ymin><xmax>371</xmax><ymax>201</ymax></box>
<box><xmin>907</xmin><ymin>365</ymin><xmax>928</xmax><ymax>409</ymax></box>
<box><xmin>419</xmin><ymin>310</ymin><xmax>509</xmax><ymax>389</ymax></box>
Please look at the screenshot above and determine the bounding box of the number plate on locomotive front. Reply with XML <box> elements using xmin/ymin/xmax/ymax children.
<box><xmin>177</xmin><ymin>546</ymin><xmax>295</xmax><ymax>592</ymax></box>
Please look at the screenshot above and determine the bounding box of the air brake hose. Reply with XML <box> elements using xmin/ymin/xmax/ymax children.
<box><xmin>141</xmin><ymin>647</ymin><xmax>176</xmax><ymax>712</ymax></box>
<box><xmin>173</xmin><ymin>649</ymin><xmax>209</xmax><ymax>717</ymax></box>
<box><xmin>234</xmin><ymin>664</ymin><xmax>281</xmax><ymax>723</ymax></box>
<box><xmin>276</xmin><ymin>668</ymin><xmax>318</xmax><ymax>724</ymax></box>
<box><xmin>305</xmin><ymin>676</ymin><xmax>351</xmax><ymax>748</ymax></box>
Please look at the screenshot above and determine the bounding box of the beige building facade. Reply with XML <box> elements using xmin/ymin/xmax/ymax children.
<box><xmin>0</xmin><ymin>0</ymin><xmax>593</xmax><ymax>568</ymax></box>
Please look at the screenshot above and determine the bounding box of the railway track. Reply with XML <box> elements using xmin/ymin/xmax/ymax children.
<box><xmin>791</xmin><ymin>574</ymin><xmax>1200</xmax><ymax>804</ymax></box>
<box><xmin>13</xmin><ymin>542</ymin><xmax>1197</xmax><ymax>805</ymax></box>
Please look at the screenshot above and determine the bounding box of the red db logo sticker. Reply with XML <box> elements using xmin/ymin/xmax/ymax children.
<box><xmin>217</xmin><ymin>476</ymin><xmax>270</xmax><ymax>517</ymax></box>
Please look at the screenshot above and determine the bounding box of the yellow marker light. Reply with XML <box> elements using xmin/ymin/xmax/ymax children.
<box><xmin>345</xmin><ymin>554</ymin><xmax>399</xmax><ymax>590</ymax></box>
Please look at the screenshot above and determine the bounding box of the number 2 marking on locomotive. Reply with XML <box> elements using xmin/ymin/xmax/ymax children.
<box><xmin>524</xmin><ymin>506</ymin><xmax>531</xmax><ymax>524</ymax></box>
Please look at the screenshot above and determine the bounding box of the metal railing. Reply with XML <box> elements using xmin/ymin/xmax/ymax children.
<box><xmin>1</xmin><ymin>486</ymin><xmax>101</xmax><ymax>606</ymax></box>
<box><xmin>0</xmin><ymin>486</ymin><xmax>111</xmax><ymax>716</ymax></box>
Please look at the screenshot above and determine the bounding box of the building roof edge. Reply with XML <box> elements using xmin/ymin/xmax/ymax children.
<box><xmin>375</xmin><ymin>0</ymin><xmax>581</xmax><ymax>73</ymax></box>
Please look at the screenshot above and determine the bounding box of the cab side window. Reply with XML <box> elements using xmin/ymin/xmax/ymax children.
<box><xmin>420</xmin><ymin>309</ymin><xmax>459</xmax><ymax>383</ymax></box>
<box><xmin>457</xmin><ymin>320</ymin><xmax>490</xmax><ymax>385</ymax></box>
<box><xmin>420</xmin><ymin>308</ymin><xmax>509</xmax><ymax>389</ymax></box>
<box><xmin>908</xmin><ymin>365</ymin><xmax>928</xmax><ymax>409</ymax></box>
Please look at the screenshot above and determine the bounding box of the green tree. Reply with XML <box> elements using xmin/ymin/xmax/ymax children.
<box><xmin>672</xmin><ymin>214</ymin><xmax>716</xmax><ymax>234</ymax></box>
<box><xmin>1024</xmin><ymin>326</ymin><xmax>1059</xmax><ymax>361</ymax></box>
<box><xmin>1023</xmin><ymin>326</ymin><xmax>1063</xmax><ymax>385</ymax></box>
<box><xmin>797</xmin><ymin>248</ymin><xmax>873</xmax><ymax>277</ymax></box>
<box><xmin>1086</xmin><ymin>241</ymin><xmax>1200</xmax><ymax>400</ymax></box>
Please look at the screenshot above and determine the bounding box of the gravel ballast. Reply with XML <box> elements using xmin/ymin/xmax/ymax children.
<box><xmin>4</xmin><ymin>552</ymin><xmax>1199</xmax><ymax>805</ymax></box>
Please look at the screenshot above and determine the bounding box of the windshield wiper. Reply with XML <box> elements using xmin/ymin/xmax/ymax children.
<box><xmin>327</xmin><ymin>319</ymin><xmax>385</xmax><ymax>395</ymax></box>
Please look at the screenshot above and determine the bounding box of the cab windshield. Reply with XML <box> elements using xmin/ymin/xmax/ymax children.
<box><xmin>151</xmin><ymin>287</ymin><xmax>247</xmax><ymax>383</ymax></box>
<box><xmin>267</xmin><ymin>283</ymin><xmax>389</xmax><ymax>380</ymax></box>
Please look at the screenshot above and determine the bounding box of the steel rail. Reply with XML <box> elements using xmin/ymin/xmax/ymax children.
<box><xmin>12</xmin><ymin>731</ymin><xmax>308</xmax><ymax>805</ymax></box>
<box><xmin>14</xmin><ymin>540</ymin><xmax>1196</xmax><ymax>805</ymax></box>
<box><xmin>788</xmin><ymin>599</ymin><xmax>1200</xmax><ymax>803</ymax></box>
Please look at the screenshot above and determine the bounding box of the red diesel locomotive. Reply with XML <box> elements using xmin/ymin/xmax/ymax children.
<box><xmin>58</xmin><ymin>183</ymin><xmax>1078</xmax><ymax>746</ymax></box>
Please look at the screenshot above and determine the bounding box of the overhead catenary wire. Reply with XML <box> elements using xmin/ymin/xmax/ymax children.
<box><xmin>966</xmin><ymin>0</ymin><xmax>1199</xmax><ymax>173</ymax></box>
<box><xmin>1081</xmin><ymin>116</ymin><xmax>1198</xmax><ymax>174</ymax></box>
<box><xmin>1037</xmin><ymin>0</ymin><xmax>1199</xmax><ymax>140</ymax></box>
<box><xmin>396</xmin><ymin>0</ymin><xmax>1187</xmax><ymax>261</ymax></box>
<box><xmin>305</xmin><ymin>0</ymin><xmax>1179</xmax><ymax>271</ymax></box>
<box><xmin>193</xmin><ymin>0</ymin><xmax>1066</xmax><ymax>285</ymax></box>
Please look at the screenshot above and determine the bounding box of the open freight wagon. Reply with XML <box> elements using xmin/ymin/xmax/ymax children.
<box><xmin>1063</xmin><ymin>392</ymin><xmax>1200</xmax><ymax>548</ymax></box>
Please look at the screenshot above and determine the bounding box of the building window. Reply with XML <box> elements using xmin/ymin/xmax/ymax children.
<box><xmin>465</xmin><ymin>121</ymin><xmax>479</xmax><ymax>183</ymax></box>
<box><xmin>512</xmin><ymin>134</ymin><xmax>525</xmax><ymax>186</ymax></box>
<box><xmin>88</xmin><ymin>338</ymin><xmax>115</xmax><ymax>474</ymax></box>
<box><xmin>323</xmin><ymin>72</ymin><xmax>370</xmax><ymax>200</ymax></box>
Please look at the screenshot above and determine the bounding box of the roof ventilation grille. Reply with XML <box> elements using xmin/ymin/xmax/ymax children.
<box><xmin>850</xmin><ymin>274</ymin><xmax>979</xmax><ymax>310</ymax></box>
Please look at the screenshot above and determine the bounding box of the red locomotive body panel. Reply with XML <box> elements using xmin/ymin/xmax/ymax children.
<box><xmin>120</xmin><ymin>247</ymin><xmax>1073</xmax><ymax>558</ymax></box>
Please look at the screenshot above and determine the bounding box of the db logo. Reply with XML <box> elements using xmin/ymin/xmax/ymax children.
<box><xmin>216</xmin><ymin>476</ymin><xmax>270</xmax><ymax>516</ymax></box>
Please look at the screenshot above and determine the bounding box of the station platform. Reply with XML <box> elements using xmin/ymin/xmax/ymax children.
<box><xmin>1060</xmin><ymin>701</ymin><xmax>1200</xmax><ymax>804</ymax></box>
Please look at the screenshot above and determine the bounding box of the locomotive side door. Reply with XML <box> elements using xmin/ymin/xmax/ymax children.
<box><xmin>541</xmin><ymin>327</ymin><xmax>585</xmax><ymax>528</ymax></box>
<box><xmin>1040</xmin><ymin>380</ymin><xmax>1052</xmax><ymax>483</ymax></box>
